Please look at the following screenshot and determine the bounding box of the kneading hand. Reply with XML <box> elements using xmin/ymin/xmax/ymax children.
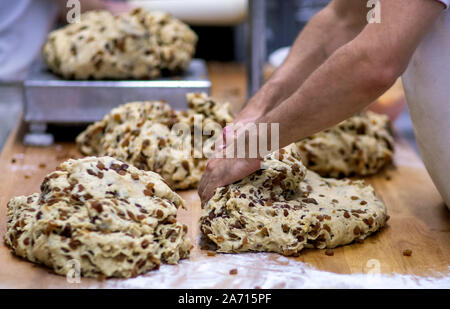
<box><xmin>198</xmin><ymin>157</ymin><xmax>261</xmax><ymax>207</ymax></box>
<box><xmin>198</xmin><ymin>106</ymin><xmax>265</xmax><ymax>206</ymax></box>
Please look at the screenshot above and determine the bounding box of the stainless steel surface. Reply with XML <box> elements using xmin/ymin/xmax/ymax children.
<box><xmin>23</xmin><ymin>132</ymin><xmax>54</xmax><ymax>147</ymax></box>
<box><xmin>246</xmin><ymin>0</ymin><xmax>266</xmax><ymax>98</ymax></box>
<box><xmin>0</xmin><ymin>84</ymin><xmax>22</xmax><ymax>150</ymax></box>
<box><xmin>23</xmin><ymin>122</ymin><xmax>54</xmax><ymax>147</ymax></box>
<box><xmin>24</xmin><ymin>59</ymin><xmax>211</xmax><ymax>124</ymax></box>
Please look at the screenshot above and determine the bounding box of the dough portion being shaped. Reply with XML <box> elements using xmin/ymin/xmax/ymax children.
<box><xmin>296</xmin><ymin>111</ymin><xmax>394</xmax><ymax>178</ymax></box>
<box><xmin>43</xmin><ymin>8</ymin><xmax>197</xmax><ymax>79</ymax></box>
<box><xmin>76</xmin><ymin>93</ymin><xmax>234</xmax><ymax>190</ymax></box>
<box><xmin>200</xmin><ymin>145</ymin><xmax>388</xmax><ymax>256</ymax></box>
<box><xmin>4</xmin><ymin>157</ymin><xmax>191</xmax><ymax>278</ymax></box>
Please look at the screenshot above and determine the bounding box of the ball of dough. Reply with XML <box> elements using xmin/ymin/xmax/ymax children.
<box><xmin>296</xmin><ymin>111</ymin><xmax>394</xmax><ymax>178</ymax></box>
<box><xmin>76</xmin><ymin>93</ymin><xmax>234</xmax><ymax>190</ymax></box>
<box><xmin>200</xmin><ymin>144</ymin><xmax>388</xmax><ymax>256</ymax></box>
<box><xmin>42</xmin><ymin>8</ymin><xmax>197</xmax><ymax>79</ymax></box>
<box><xmin>4</xmin><ymin>156</ymin><xmax>191</xmax><ymax>278</ymax></box>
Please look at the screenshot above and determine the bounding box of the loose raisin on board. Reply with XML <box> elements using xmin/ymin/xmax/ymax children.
<box><xmin>403</xmin><ymin>249</ymin><xmax>412</xmax><ymax>256</ymax></box>
<box><xmin>325</xmin><ymin>249</ymin><xmax>334</xmax><ymax>256</ymax></box>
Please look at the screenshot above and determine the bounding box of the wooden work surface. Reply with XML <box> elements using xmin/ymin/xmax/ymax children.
<box><xmin>0</xmin><ymin>63</ymin><xmax>448</xmax><ymax>288</ymax></box>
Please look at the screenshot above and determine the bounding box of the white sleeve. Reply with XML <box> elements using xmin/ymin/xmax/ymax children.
<box><xmin>436</xmin><ymin>0</ymin><xmax>449</xmax><ymax>8</ymax></box>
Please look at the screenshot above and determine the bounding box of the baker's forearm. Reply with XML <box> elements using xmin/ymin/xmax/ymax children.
<box><xmin>198</xmin><ymin>0</ymin><xmax>443</xmax><ymax>203</ymax></box>
<box><xmin>256</xmin><ymin>0</ymin><xmax>443</xmax><ymax>151</ymax></box>
<box><xmin>257</xmin><ymin>42</ymin><xmax>396</xmax><ymax>151</ymax></box>
<box><xmin>239</xmin><ymin>0</ymin><xmax>366</xmax><ymax>120</ymax></box>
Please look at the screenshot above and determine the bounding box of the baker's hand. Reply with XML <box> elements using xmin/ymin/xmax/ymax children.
<box><xmin>198</xmin><ymin>157</ymin><xmax>261</xmax><ymax>206</ymax></box>
<box><xmin>198</xmin><ymin>105</ymin><xmax>265</xmax><ymax>206</ymax></box>
<box><xmin>233</xmin><ymin>106</ymin><xmax>263</xmax><ymax>127</ymax></box>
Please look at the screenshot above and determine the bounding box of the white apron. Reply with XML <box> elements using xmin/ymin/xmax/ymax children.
<box><xmin>402</xmin><ymin>1</ymin><xmax>450</xmax><ymax>208</ymax></box>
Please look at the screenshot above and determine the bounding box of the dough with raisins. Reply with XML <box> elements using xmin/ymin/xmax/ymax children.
<box><xmin>296</xmin><ymin>111</ymin><xmax>394</xmax><ymax>178</ymax></box>
<box><xmin>4</xmin><ymin>156</ymin><xmax>191</xmax><ymax>278</ymax></box>
<box><xmin>76</xmin><ymin>92</ymin><xmax>234</xmax><ymax>190</ymax></box>
<box><xmin>200</xmin><ymin>144</ymin><xmax>388</xmax><ymax>256</ymax></box>
<box><xmin>43</xmin><ymin>8</ymin><xmax>197</xmax><ymax>79</ymax></box>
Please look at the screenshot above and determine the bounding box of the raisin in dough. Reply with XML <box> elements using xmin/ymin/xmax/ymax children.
<box><xmin>296</xmin><ymin>111</ymin><xmax>394</xmax><ymax>178</ymax></box>
<box><xmin>4</xmin><ymin>157</ymin><xmax>191</xmax><ymax>278</ymax></box>
<box><xmin>43</xmin><ymin>8</ymin><xmax>197</xmax><ymax>79</ymax></box>
<box><xmin>200</xmin><ymin>144</ymin><xmax>388</xmax><ymax>256</ymax></box>
<box><xmin>76</xmin><ymin>93</ymin><xmax>234</xmax><ymax>190</ymax></box>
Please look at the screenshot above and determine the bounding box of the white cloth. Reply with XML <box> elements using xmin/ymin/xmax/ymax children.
<box><xmin>0</xmin><ymin>0</ymin><xmax>58</xmax><ymax>81</ymax></box>
<box><xmin>437</xmin><ymin>0</ymin><xmax>449</xmax><ymax>8</ymax></box>
<box><xmin>402</xmin><ymin>8</ymin><xmax>450</xmax><ymax>208</ymax></box>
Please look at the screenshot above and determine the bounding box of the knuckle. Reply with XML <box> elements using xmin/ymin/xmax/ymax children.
<box><xmin>205</xmin><ymin>160</ymin><xmax>216</xmax><ymax>172</ymax></box>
